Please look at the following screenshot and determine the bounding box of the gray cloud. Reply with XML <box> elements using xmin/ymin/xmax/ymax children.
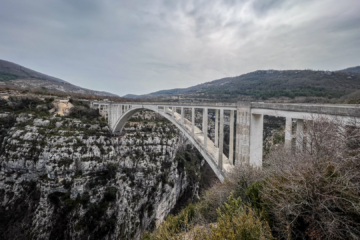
<box><xmin>0</xmin><ymin>0</ymin><xmax>359</xmax><ymax>95</ymax></box>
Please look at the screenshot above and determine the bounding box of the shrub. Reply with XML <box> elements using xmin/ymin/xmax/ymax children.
<box><xmin>262</xmin><ymin>116</ymin><xmax>360</xmax><ymax>239</ymax></box>
<box><xmin>144</xmin><ymin>194</ymin><xmax>272</xmax><ymax>240</ymax></box>
<box><xmin>69</xmin><ymin>105</ymin><xmax>100</xmax><ymax>121</ymax></box>
<box><xmin>199</xmin><ymin>194</ymin><xmax>272</xmax><ymax>240</ymax></box>
<box><xmin>143</xmin><ymin>204</ymin><xmax>197</xmax><ymax>239</ymax></box>
<box><xmin>104</xmin><ymin>187</ymin><xmax>117</xmax><ymax>202</ymax></box>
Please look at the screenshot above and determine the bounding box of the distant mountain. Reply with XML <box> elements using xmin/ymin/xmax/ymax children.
<box><xmin>0</xmin><ymin>59</ymin><xmax>118</xmax><ymax>96</ymax></box>
<box><xmin>339</xmin><ymin>66</ymin><xmax>360</xmax><ymax>75</ymax></box>
<box><xmin>124</xmin><ymin>66</ymin><xmax>360</xmax><ymax>101</ymax></box>
<box><xmin>123</xmin><ymin>89</ymin><xmax>184</xmax><ymax>99</ymax></box>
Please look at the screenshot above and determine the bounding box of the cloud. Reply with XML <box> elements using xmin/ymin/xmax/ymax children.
<box><xmin>0</xmin><ymin>0</ymin><xmax>359</xmax><ymax>95</ymax></box>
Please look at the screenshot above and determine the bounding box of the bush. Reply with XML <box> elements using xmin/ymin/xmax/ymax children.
<box><xmin>262</xmin><ymin>116</ymin><xmax>360</xmax><ymax>239</ymax></box>
<box><xmin>68</xmin><ymin>105</ymin><xmax>100</xmax><ymax>121</ymax></box>
<box><xmin>144</xmin><ymin>194</ymin><xmax>272</xmax><ymax>240</ymax></box>
<box><xmin>104</xmin><ymin>187</ymin><xmax>117</xmax><ymax>202</ymax></box>
<box><xmin>143</xmin><ymin>204</ymin><xmax>197</xmax><ymax>239</ymax></box>
<box><xmin>198</xmin><ymin>194</ymin><xmax>272</xmax><ymax>240</ymax></box>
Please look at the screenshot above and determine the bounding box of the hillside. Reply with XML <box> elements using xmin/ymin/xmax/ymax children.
<box><xmin>0</xmin><ymin>59</ymin><xmax>118</xmax><ymax>97</ymax></box>
<box><xmin>339</xmin><ymin>66</ymin><xmax>360</xmax><ymax>75</ymax></box>
<box><xmin>124</xmin><ymin>67</ymin><xmax>360</xmax><ymax>101</ymax></box>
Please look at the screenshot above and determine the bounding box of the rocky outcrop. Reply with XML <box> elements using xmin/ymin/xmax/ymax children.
<box><xmin>0</xmin><ymin>109</ymin><xmax>203</xmax><ymax>240</ymax></box>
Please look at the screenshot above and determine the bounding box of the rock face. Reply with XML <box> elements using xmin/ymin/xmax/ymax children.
<box><xmin>0</xmin><ymin>107</ymin><xmax>203</xmax><ymax>239</ymax></box>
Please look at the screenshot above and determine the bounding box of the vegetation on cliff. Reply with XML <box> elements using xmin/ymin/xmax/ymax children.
<box><xmin>0</xmin><ymin>97</ymin><xmax>207</xmax><ymax>240</ymax></box>
<box><xmin>144</xmin><ymin>117</ymin><xmax>360</xmax><ymax>240</ymax></box>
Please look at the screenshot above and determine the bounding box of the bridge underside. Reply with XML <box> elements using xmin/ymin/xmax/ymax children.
<box><xmin>111</xmin><ymin>105</ymin><xmax>231</xmax><ymax>182</ymax></box>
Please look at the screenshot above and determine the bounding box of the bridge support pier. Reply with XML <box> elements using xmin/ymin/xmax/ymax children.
<box><xmin>203</xmin><ymin>108</ymin><xmax>208</xmax><ymax>149</ymax></box>
<box><xmin>235</xmin><ymin>102</ymin><xmax>251</xmax><ymax>165</ymax></box>
<box><xmin>215</xmin><ymin>109</ymin><xmax>219</xmax><ymax>147</ymax></box>
<box><xmin>218</xmin><ymin>109</ymin><xmax>224</xmax><ymax>170</ymax></box>
<box><xmin>250</xmin><ymin>113</ymin><xmax>263</xmax><ymax>167</ymax></box>
<box><xmin>229</xmin><ymin>110</ymin><xmax>234</xmax><ymax>165</ymax></box>
<box><xmin>285</xmin><ymin>117</ymin><xmax>292</xmax><ymax>149</ymax></box>
<box><xmin>181</xmin><ymin>107</ymin><xmax>184</xmax><ymax>125</ymax></box>
<box><xmin>192</xmin><ymin>108</ymin><xmax>195</xmax><ymax>135</ymax></box>
<box><xmin>296</xmin><ymin>119</ymin><xmax>304</xmax><ymax>151</ymax></box>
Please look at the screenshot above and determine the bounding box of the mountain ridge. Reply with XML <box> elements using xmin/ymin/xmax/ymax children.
<box><xmin>0</xmin><ymin>59</ymin><xmax>118</xmax><ymax>97</ymax></box>
<box><xmin>123</xmin><ymin>66</ymin><xmax>360</xmax><ymax>101</ymax></box>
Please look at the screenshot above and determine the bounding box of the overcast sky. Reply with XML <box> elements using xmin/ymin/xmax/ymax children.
<box><xmin>1</xmin><ymin>0</ymin><xmax>360</xmax><ymax>96</ymax></box>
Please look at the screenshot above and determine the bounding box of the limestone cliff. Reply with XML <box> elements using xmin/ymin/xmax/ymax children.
<box><xmin>0</xmin><ymin>97</ymin><xmax>203</xmax><ymax>239</ymax></box>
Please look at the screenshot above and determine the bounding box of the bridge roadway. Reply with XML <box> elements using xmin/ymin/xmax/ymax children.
<box><xmin>91</xmin><ymin>101</ymin><xmax>360</xmax><ymax>182</ymax></box>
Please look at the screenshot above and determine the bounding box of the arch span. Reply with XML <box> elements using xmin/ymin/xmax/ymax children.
<box><xmin>111</xmin><ymin>105</ymin><xmax>226</xmax><ymax>182</ymax></box>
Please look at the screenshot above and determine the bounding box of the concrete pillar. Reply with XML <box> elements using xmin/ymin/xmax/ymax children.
<box><xmin>218</xmin><ymin>109</ymin><xmax>224</xmax><ymax>170</ymax></box>
<box><xmin>172</xmin><ymin>107</ymin><xmax>175</xmax><ymax>118</ymax></box>
<box><xmin>120</xmin><ymin>104</ymin><xmax>123</xmax><ymax>116</ymax></box>
<box><xmin>108</xmin><ymin>104</ymin><xmax>112</xmax><ymax>127</ymax></box>
<box><xmin>181</xmin><ymin>107</ymin><xmax>184</xmax><ymax>125</ymax></box>
<box><xmin>305</xmin><ymin>120</ymin><xmax>313</xmax><ymax>152</ymax></box>
<box><xmin>108</xmin><ymin>104</ymin><xmax>111</xmax><ymax>126</ymax></box>
<box><xmin>215</xmin><ymin>109</ymin><xmax>219</xmax><ymax>147</ymax></box>
<box><xmin>285</xmin><ymin>117</ymin><xmax>292</xmax><ymax>149</ymax></box>
<box><xmin>113</xmin><ymin>105</ymin><xmax>116</xmax><ymax>126</ymax></box>
<box><xmin>229</xmin><ymin>110</ymin><xmax>234</xmax><ymax>165</ymax></box>
<box><xmin>114</xmin><ymin>105</ymin><xmax>117</xmax><ymax>120</ymax></box>
<box><xmin>235</xmin><ymin>102</ymin><xmax>251</xmax><ymax>165</ymax></box>
<box><xmin>192</xmin><ymin>108</ymin><xmax>195</xmax><ymax>135</ymax></box>
<box><xmin>112</xmin><ymin>105</ymin><xmax>115</xmax><ymax>127</ymax></box>
<box><xmin>296</xmin><ymin>119</ymin><xmax>304</xmax><ymax>151</ymax></box>
<box><xmin>249</xmin><ymin>114</ymin><xmax>263</xmax><ymax>167</ymax></box>
<box><xmin>203</xmin><ymin>108</ymin><xmax>208</xmax><ymax>148</ymax></box>
<box><xmin>116</xmin><ymin>105</ymin><xmax>118</xmax><ymax>118</ymax></box>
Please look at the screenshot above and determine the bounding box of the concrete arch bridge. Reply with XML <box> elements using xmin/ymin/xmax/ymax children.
<box><xmin>91</xmin><ymin>101</ymin><xmax>360</xmax><ymax>182</ymax></box>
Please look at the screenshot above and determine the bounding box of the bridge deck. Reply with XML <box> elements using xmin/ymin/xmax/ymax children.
<box><xmin>94</xmin><ymin>101</ymin><xmax>360</xmax><ymax>118</ymax></box>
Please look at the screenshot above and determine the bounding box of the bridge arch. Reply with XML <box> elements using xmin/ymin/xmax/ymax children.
<box><xmin>111</xmin><ymin>105</ymin><xmax>226</xmax><ymax>182</ymax></box>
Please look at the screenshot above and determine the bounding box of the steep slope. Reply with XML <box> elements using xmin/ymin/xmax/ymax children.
<box><xmin>124</xmin><ymin>67</ymin><xmax>360</xmax><ymax>101</ymax></box>
<box><xmin>0</xmin><ymin>59</ymin><xmax>117</xmax><ymax>96</ymax></box>
<box><xmin>0</xmin><ymin>97</ymin><xmax>206</xmax><ymax>239</ymax></box>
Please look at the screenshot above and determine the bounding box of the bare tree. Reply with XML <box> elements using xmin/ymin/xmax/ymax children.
<box><xmin>263</xmin><ymin>116</ymin><xmax>360</xmax><ymax>239</ymax></box>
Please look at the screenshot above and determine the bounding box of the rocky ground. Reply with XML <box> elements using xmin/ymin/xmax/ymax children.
<box><xmin>0</xmin><ymin>97</ymin><xmax>209</xmax><ymax>240</ymax></box>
